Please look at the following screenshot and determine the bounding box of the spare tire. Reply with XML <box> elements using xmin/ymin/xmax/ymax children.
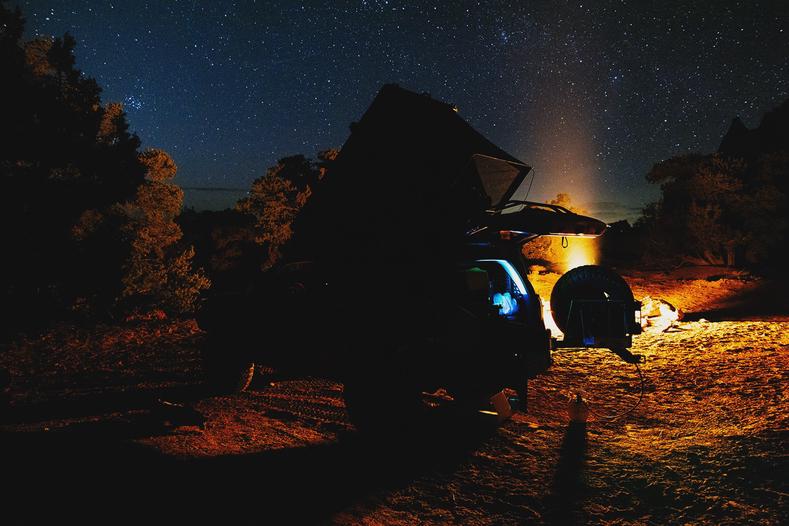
<box><xmin>550</xmin><ymin>265</ymin><xmax>633</xmax><ymax>334</ymax></box>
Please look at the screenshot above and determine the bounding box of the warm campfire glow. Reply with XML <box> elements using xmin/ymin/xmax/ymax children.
<box><xmin>563</xmin><ymin>237</ymin><xmax>598</xmax><ymax>272</ymax></box>
<box><xmin>640</xmin><ymin>295</ymin><xmax>682</xmax><ymax>332</ymax></box>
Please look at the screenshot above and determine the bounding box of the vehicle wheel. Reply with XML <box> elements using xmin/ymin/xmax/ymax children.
<box><xmin>550</xmin><ymin>265</ymin><xmax>634</xmax><ymax>334</ymax></box>
<box><xmin>343</xmin><ymin>351</ymin><xmax>425</xmax><ymax>434</ymax></box>
<box><xmin>202</xmin><ymin>334</ymin><xmax>255</xmax><ymax>394</ymax></box>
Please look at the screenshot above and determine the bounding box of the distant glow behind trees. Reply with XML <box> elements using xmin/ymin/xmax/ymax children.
<box><xmin>19</xmin><ymin>0</ymin><xmax>789</xmax><ymax>219</ymax></box>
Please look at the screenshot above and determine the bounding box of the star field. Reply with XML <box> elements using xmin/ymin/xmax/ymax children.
<box><xmin>18</xmin><ymin>0</ymin><xmax>789</xmax><ymax>221</ymax></box>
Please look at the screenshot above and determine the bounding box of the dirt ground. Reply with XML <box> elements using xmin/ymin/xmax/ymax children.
<box><xmin>1</xmin><ymin>268</ymin><xmax>787</xmax><ymax>524</ymax></box>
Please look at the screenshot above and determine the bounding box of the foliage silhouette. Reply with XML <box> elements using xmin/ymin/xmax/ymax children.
<box><xmin>0</xmin><ymin>3</ymin><xmax>205</xmax><ymax>334</ymax></box>
<box><xmin>639</xmin><ymin>100</ymin><xmax>789</xmax><ymax>269</ymax></box>
<box><xmin>117</xmin><ymin>149</ymin><xmax>210</xmax><ymax>314</ymax></box>
<box><xmin>236</xmin><ymin>150</ymin><xmax>337</xmax><ymax>270</ymax></box>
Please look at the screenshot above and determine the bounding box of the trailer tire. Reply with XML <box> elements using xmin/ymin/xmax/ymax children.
<box><xmin>343</xmin><ymin>348</ymin><xmax>425</xmax><ymax>434</ymax></box>
<box><xmin>550</xmin><ymin>265</ymin><xmax>633</xmax><ymax>334</ymax></box>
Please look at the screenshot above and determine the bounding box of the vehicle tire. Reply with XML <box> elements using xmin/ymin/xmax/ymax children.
<box><xmin>343</xmin><ymin>351</ymin><xmax>425</xmax><ymax>434</ymax></box>
<box><xmin>202</xmin><ymin>334</ymin><xmax>256</xmax><ymax>394</ymax></box>
<box><xmin>550</xmin><ymin>265</ymin><xmax>633</xmax><ymax>334</ymax></box>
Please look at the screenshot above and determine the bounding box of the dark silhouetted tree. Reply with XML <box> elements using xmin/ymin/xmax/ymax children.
<box><xmin>640</xmin><ymin>148</ymin><xmax>787</xmax><ymax>267</ymax></box>
<box><xmin>237</xmin><ymin>150</ymin><xmax>337</xmax><ymax>269</ymax></box>
<box><xmin>641</xmin><ymin>154</ymin><xmax>747</xmax><ymax>265</ymax></box>
<box><xmin>178</xmin><ymin>208</ymin><xmax>265</xmax><ymax>294</ymax></box>
<box><xmin>237</xmin><ymin>164</ymin><xmax>300</xmax><ymax>269</ymax></box>
<box><xmin>0</xmin><ymin>3</ymin><xmax>203</xmax><ymax>331</ymax></box>
<box><xmin>0</xmin><ymin>4</ymin><xmax>144</xmax><ymax>330</ymax></box>
<box><xmin>639</xmin><ymin>99</ymin><xmax>789</xmax><ymax>270</ymax></box>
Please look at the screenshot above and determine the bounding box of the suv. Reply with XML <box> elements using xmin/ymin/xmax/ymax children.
<box><xmin>197</xmin><ymin>85</ymin><xmax>641</xmax><ymax>430</ymax></box>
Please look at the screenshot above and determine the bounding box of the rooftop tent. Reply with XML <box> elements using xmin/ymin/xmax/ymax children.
<box><xmin>296</xmin><ymin>84</ymin><xmax>532</xmax><ymax>262</ymax></box>
<box><xmin>471</xmin><ymin>154</ymin><xmax>530</xmax><ymax>209</ymax></box>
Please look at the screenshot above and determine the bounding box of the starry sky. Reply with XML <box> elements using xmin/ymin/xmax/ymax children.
<box><xmin>17</xmin><ymin>0</ymin><xmax>789</xmax><ymax>222</ymax></box>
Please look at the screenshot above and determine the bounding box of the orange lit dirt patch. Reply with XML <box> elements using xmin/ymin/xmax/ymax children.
<box><xmin>329</xmin><ymin>319</ymin><xmax>788</xmax><ymax>526</ymax></box>
<box><xmin>1</xmin><ymin>272</ymin><xmax>787</xmax><ymax>524</ymax></box>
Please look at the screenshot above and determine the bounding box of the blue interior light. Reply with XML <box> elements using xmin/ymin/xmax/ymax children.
<box><xmin>492</xmin><ymin>292</ymin><xmax>517</xmax><ymax>315</ymax></box>
<box><xmin>478</xmin><ymin>259</ymin><xmax>527</xmax><ymax>295</ymax></box>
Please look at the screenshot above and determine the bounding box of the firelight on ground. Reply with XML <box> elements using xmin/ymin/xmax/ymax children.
<box><xmin>563</xmin><ymin>237</ymin><xmax>598</xmax><ymax>272</ymax></box>
<box><xmin>542</xmin><ymin>298</ymin><xmax>563</xmax><ymax>338</ymax></box>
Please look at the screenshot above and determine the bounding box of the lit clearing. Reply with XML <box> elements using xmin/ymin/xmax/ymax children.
<box><xmin>564</xmin><ymin>236</ymin><xmax>598</xmax><ymax>272</ymax></box>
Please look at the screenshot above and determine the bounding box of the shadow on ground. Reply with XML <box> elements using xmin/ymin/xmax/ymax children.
<box><xmin>2</xmin><ymin>398</ymin><xmax>500</xmax><ymax>524</ymax></box>
<box><xmin>543</xmin><ymin>422</ymin><xmax>588</xmax><ymax>525</ymax></box>
<box><xmin>683</xmin><ymin>278</ymin><xmax>789</xmax><ymax>321</ymax></box>
<box><xmin>0</xmin><ymin>384</ymin><xmax>206</xmax><ymax>426</ymax></box>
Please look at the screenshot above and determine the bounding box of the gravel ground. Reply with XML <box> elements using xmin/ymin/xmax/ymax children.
<box><xmin>329</xmin><ymin>318</ymin><xmax>788</xmax><ymax>525</ymax></box>
<box><xmin>1</xmin><ymin>270</ymin><xmax>787</xmax><ymax>524</ymax></box>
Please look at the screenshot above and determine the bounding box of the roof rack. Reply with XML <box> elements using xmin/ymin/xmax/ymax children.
<box><xmin>488</xmin><ymin>200</ymin><xmax>575</xmax><ymax>215</ymax></box>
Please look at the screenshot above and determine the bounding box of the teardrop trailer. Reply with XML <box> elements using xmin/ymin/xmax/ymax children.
<box><xmin>197</xmin><ymin>85</ymin><xmax>644</xmax><ymax>430</ymax></box>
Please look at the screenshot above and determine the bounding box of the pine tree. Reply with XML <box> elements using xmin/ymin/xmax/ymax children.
<box><xmin>120</xmin><ymin>149</ymin><xmax>210</xmax><ymax>314</ymax></box>
<box><xmin>237</xmin><ymin>151</ymin><xmax>337</xmax><ymax>269</ymax></box>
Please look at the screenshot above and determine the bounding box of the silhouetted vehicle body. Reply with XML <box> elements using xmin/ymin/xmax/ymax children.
<box><xmin>198</xmin><ymin>85</ymin><xmax>641</xmax><ymax>429</ymax></box>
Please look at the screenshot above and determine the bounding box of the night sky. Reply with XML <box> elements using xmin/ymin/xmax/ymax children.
<box><xmin>17</xmin><ymin>1</ymin><xmax>789</xmax><ymax>222</ymax></box>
